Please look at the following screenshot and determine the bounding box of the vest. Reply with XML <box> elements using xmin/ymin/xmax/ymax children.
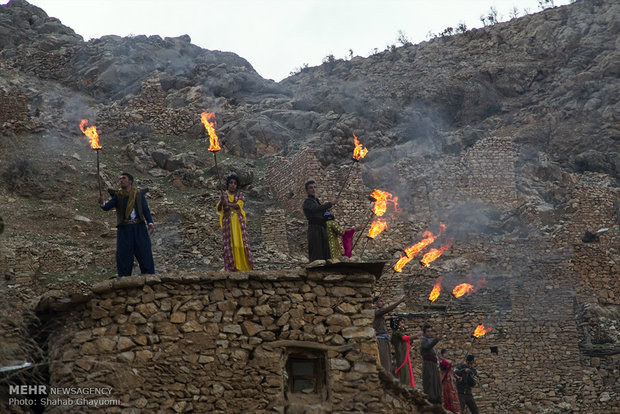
<box><xmin>109</xmin><ymin>188</ymin><xmax>148</xmax><ymax>227</ymax></box>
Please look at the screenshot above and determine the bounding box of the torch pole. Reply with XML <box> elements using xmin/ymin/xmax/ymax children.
<box><xmin>402</xmin><ymin>272</ymin><xmax>420</xmax><ymax>297</ymax></box>
<box><xmin>462</xmin><ymin>337</ymin><xmax>477</xmax><ymax>361</ymax></box>
<box><xmin>211</xmin><ymin>151</ymin><xmax>222</xmax><ymax>192</ymax></box>
<box><xmin>359</xmin><ymin>237</ymin><xmax>371</xmax><ymax>260</ymax></box>
<box><xmin>439</xmin><ymin>295</ymin><xmax>454</xmax><ymax>336</ymax></box>
<box><xmin>335</xmin><ymin>160</ymin><xmax>356</xmax><ymax>200</ymax></box>
<box><xmin>352</xmin><ymin>210</ymin><xmax>374</xmax><ymax>252</ymax></box>
<box><xmin>379</xmin><ymin>266</ymin><xmax>404</xmax><ymax>297</ymax></box>
<box><xmin>96</xmin><ymin>148</ymin><xmax>102</xmax><ymax>197</ymax></box>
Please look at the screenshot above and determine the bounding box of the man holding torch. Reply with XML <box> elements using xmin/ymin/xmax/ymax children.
<box><xmin>302</xmin><ymin>180</ymin><xmax>338</xmax><ymax>262</ymax></box>
<box><xmin>455</xmin><ymin>355</ymin><xmax>480</xmax><ymax>414</ymax></box>
<box><xmin>373</xmin><ymin>295</ymin><xmax>407</xmax><ymax>373</ymax></box>
<box><xmin>98</xmin><ymin>172</ymin><xmax>155</xmax><ymax>277</ymax></box>
<box><xmin>420</xmin><ymin>324</ymin><xmax>444</xmax><ymax>404</ymax></box>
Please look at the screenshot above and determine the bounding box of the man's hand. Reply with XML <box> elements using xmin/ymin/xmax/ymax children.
<box><xmin>98</xmin><ymin>195</ymin><xmax>104</xmax><ymax>204</ymax></box>
<box><xmin>331</xmin><ymin>199</ymin><xmax>339</xmax><ymax>205</ymax></box>
<box><xmin>148</xmin><ymin>223</ymin><xmax>155</xmax><ymax>235</ymax></box>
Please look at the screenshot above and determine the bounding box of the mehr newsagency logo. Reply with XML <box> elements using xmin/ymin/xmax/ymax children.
<box><xmin>8</xmin><ymin>385</ymin><xmax>120</xmax><ymax>408</ymax></box>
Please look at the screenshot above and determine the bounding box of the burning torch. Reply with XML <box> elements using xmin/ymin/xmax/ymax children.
<box><xmin>393</xmin><ymin>223</ymin><xmax>446</xmax><ymax>273</ymax></box>
<box><xmin>463</xmin><ymin>323</ymin><xmax>492</xmax><ymax>360</ymax></box>
<box><xmin>201</xmin><ymin>112</ymin><xmax>222</xmax><ymax>190</ymax></box>
<box><xmin>420</xmin><ymin>238</ymin><xmax>454</xmax><ymax>268</ymax></box>
<box><xmin>352</xmin><ymin>189</ymin><xmax>398</xmax><ymax>252</ymax></box>
<box><xmin>359</xmin><ymin>218</ymin><xmax>387</xmax><ymax>259</ymax></box>
<box><xmin>428</xmin><ymin>277</ymin><xmax>442</xmax><ymax>306</ymax></box>
<box><xmin>80</xmin><ymin>119</ymin><xmax>102</xmax><ymax>197</ymax></box>
<box><xmin>439</xmin><ymin>283</ymin><xmax>475</xmax><ymax>335</ymax></box>
<box><xmin>335</xmin><ymin>133</ymin><xmax>368</xmax><ymax>199</ymax></box>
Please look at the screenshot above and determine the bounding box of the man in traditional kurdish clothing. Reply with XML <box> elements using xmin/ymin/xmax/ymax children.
<box><xmin>373</xmin><ymin>295</ymin><xmax>407</xmax><ymax>373</ymax></box>
<box><xmin>420</xmin><ymin>324</ymin><xmax>443</xmax><ymax>404</ymax></box>
<box><xmin>98</xmin><ymin>172</ymin><xmax>155</xmax><ymax>277</ymax></box>
<box><xmin>391</xmin><ymin>316</ymin><xmax>415</xmax><ymax>388</ymax></box>
<box><xmin>455</xmin><ymin>355</ymin><xmax>480</xmax><ymax>414</ymax></box>
<box><xmin>216</xmin><ymin>174</ymin><xmax>254</xmax><ymax>271</ymax></box>
<box><xmin>302</xmin><ymin>180</ymin><xmax>337</xmax><ymax>262</ymax></box>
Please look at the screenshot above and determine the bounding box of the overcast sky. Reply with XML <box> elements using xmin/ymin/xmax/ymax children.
<box><xmin>10</xmin><ymin>0</ymin><xmax>571</xmax><ymax>81</ymax></box>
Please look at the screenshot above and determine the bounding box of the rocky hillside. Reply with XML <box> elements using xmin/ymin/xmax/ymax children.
<box><xmin>0</xmin><ymin>0</ymin><xmax>617</xmax><ymax>272</ymax></box>
<box><xmin>0</xmin><ymin>0</ymin><xmax>617</xmax><ymax>282</ymax></box>
<box><xmin>1</xmin><ymin>0</ymin><xmax>619</xmax><ymax>412</ymax></box>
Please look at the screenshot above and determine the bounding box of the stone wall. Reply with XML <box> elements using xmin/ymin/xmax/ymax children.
<box><xmin>35</xmin><ymin>268</ymin><xmax>442</xmax><ymax>413</ymax></box>
<box><xmin>0</xmin><ymin>89</ymin><xmax>30</xmax><ymax>135</ymax></box>
<box><xmin>261</xmin><ymin>208</ymin><xmax>290</xmax><ymax>257</ymax></box>
<box><xmin>98</xmin><ymin>76</ymin><xmax>196</xmax><ymax>136</ymax></box>
<box><xmin>265</xmin><ymin>148</ymin><xmax>325</xmax><ymax>218</ymax></box>
<box><xmin>375</xmin><ymin>228</ymin><xmax>618</xmax><ymax>413</ymax></box>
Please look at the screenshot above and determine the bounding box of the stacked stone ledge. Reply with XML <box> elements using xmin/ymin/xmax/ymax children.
<box><xmin>37</xmin><ymin>269</ymin><xmax>441</xmax><ymax>413</ymax></box>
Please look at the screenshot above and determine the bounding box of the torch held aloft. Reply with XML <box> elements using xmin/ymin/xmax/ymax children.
<box><xmin>462</xmin><ymin>337</ymin><xmax>477</xmax><ymax>361</ymax></box>
<box><xmin>439</xmin><ymin>295</ymin><xmax>455</xmax><ymax>336</ymax></box>
<box><xmin>96</xmin><ymin>149</ymin><xmax>102</xmax><ymax>197</ymax></box>
<box><xmin>359</xmin><ymin>236</ymin><xmax>371</xmax><ymax>260</ymax></box>
<box><xmin>212</xmin><ymin>151</ymin><xmax>222</xmax><ymax>192</ymax></box>
<box><xmin>352</xmin><ymin>210</ymin><xmax>375</xmax><ymax>252</ymax></box>
<box><xmin>335</xmin><ymin>160</ymin><xmax>356</xmax><ymax>200</ymax></box>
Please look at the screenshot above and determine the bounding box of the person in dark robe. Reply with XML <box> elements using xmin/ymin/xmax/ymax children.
<box><xmin>302</xmin><ymin>180</ymin><xmax>337</xmax><ymax>261</ymax></box>
<box><xmin>373</xmin><ymin>295</ymin><xmax>406</xmax><ymax>373</ymax></box>
<box><xmin>391</xmin><ymin>317</ymin><xmax>415</xmax><ymax>387</ymax></box>
<box><xmin>439</xmin><ymin>348</ymin><xmax>461</xmax><ymax>413</ymax></box>
<box><xmin>420</xmin><ymin>324</ymin><xmax>443</xmax><ymax>404</ymax></box>
<box><xmin>455</xmin><ymin>355</ymin><xmax>480</xmax><ymax>414</ymax></box>
<box><xmin>98</xmin><ymin>172</ymin><xmax>155</xmax><ymax>277</ymax></box>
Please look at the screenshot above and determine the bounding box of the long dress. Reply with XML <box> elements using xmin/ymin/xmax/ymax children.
<box><xmin>440</xmin><ymin>358</ymin><xmax>461</xmax><ymax>413</ymax></box>
<box><xmin>391</xmin><ymin>329</ymin><xmax>415</xmax><ymax>387</ymax></box>
<box><xmin>326</xmin><ymin>219</ymin><xmax>345</xmax><ymax>258</ymax></box>
<box><xmin>217</xmin><ymin>191</ymin><xmax>254</xmax><ymax>271</ymax></box>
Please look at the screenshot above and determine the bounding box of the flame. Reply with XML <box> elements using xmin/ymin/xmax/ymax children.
<box><xmin>352</xmin><ymin>133</ymin><xmax>368</xmax><ymax>160</ymax></box>
<box><xmin>428</xmin><ymin>277</ymin><xmax>442</xmax><ymax>302</ymax></box>
<box><xmin>473</xmin><ymin>324</ymin><xmax>492</xmax><ymax>338</ymax></box>
<box><xmin>420</xmin><ymin>238</ymin><xmax>454</xmax><ymax>267</ymax></box>
<box><xmin>80</xmin><ymin>119</ymin><xmax>102</xmax><ymax>149</ymax></box>
<box><xmin>367</xmin><ymin>219</ymin><xmax>387</xmax><ymax>239</ymax></box>
<box><xmin>393</xmin><ymin>224</ymin><xmax>447</xmax><ymax>273</ymax></box>
<box><xmin>393</xmin><ymin>254</ymin><xmax>414</xmax><ymax>273</ymax></box>
<box><xmin>201</xmin><ymin>112</ymin><xmax>221</xmax><ymax>152</ymax></box>
<box><xmin>452</xmin><ymin>283</ymin><xmax>475</xmax><ymax>298</ymax></box>
<box><xmin>370</xmin><ymin>189</ymin><xmax>398</xmax><ymax>217</ymax></box>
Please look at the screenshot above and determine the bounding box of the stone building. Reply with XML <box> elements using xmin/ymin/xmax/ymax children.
<box><xmin>34</xmin><ymin>266</ymin><xmax>443</xmax><ymax>413</ymax></box>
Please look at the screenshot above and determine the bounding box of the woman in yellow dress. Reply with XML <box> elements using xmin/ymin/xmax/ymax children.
<box><xmin>216</xmin><ymin>174</ymin><xmax>254</xmax><ymax>271</ymax></box>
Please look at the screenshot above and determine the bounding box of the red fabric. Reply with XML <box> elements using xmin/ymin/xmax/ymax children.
<box><xmin>394</xmin><ymin>335</ymin><xmax>415</xmax><ymax>387</ymax></box>
<box><xmin>440</xmin><ymin>359</ymin><xmax>461</xmax><ymax>413</ymax></box>
<box><xmin>342</xmin><ymin>229</ymin><xmax>355</xmax><ymax>257</ymax></box>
